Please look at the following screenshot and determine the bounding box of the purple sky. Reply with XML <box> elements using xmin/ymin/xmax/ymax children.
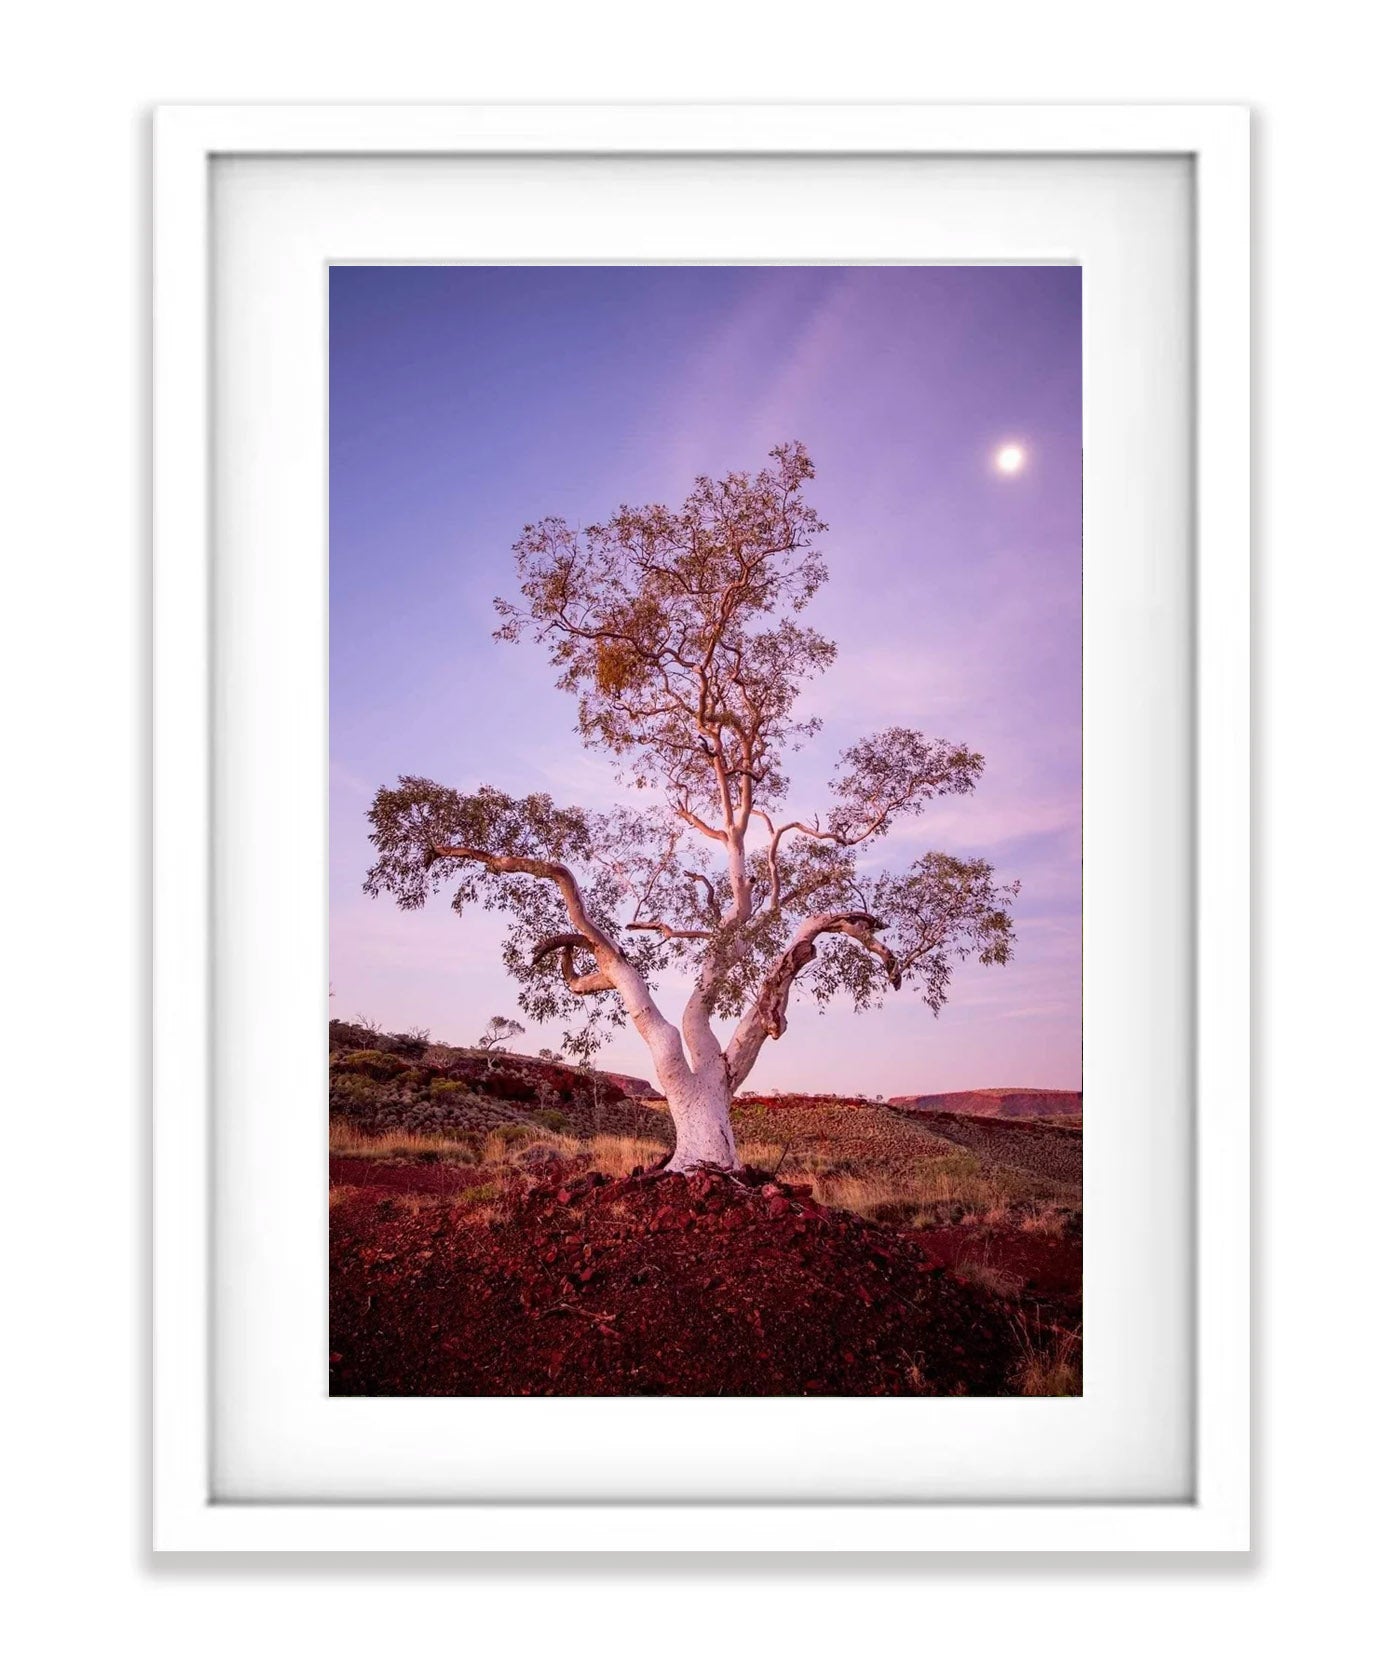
<box><xmin>331</xmin><ymin>266</ymin><xmax>1081</xmax><ymax>1096</ymax></box>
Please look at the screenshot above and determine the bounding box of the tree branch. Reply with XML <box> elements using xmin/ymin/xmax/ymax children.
<box><xmin>531</xmin><ymin>933</ymin><xmax>617</xmax><ymax>996</ymax></box>
<box><xmin>723</xmin><ymin>911</ymin><xmax>901</xmax><ymax>1091</ymax></box>
<box><xmin>431</xmin><ymin>844</ymin><xmax>619</xmax><ymax>958</ymax></box>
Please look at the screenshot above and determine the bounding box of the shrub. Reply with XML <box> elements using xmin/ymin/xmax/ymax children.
<box><xmin>329</xmin><ymin>1073</ymin><xmax>388</xmax><ymax>1119</ymax></box>
<box><xmin>341</xmin><ymin>1049</ymin><xmax>408</xmax><ymax>1082</ymax></box>
<box><xmin>384</xmin><ymin>1028</ymin><xmax>431</xmax><ymax>1060</ymax></box>
<box><xmin>492</xmin><ymin>1123</ymin><xmax>540</xmax><ymax>1145</ymax></box>
<box><xmin>329</xmin><ymin>1018</ymin><xmax>380</xmax><ymax>1051</ymax></box>
<box><xmin>515</xmin><ymin>1142</ymin><xmax>563</xmax><ymax>1168</ymax></box>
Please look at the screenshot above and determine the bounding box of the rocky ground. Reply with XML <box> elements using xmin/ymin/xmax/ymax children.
<box><xmin>331</xmin><ymin>1162</ymin><xmax>1027</xmax><ymax>1397</ymax></box>
<box><xmin>328</xmin><ymin>1026</ymin><xmax>1083</xmax><ymax>1398</ymax></box>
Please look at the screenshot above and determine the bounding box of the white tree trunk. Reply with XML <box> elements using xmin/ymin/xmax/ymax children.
<box><xmin>597</xmin><ymin>955</ymin><xmax>739</xmax><ymax>1173</ymax></box>
<box><xmin>660</xmin><ymin>1051</ymin><xmax>739</xmax><ymax>1173</ymax></box>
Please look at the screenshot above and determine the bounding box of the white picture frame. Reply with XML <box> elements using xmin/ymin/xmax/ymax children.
<box><xmin>153</xmin><ymin>103</ymin><xmax>1249</xmax><ymax>1553</ymax></box>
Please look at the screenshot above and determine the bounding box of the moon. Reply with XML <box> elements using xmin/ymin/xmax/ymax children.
<box><xmin>994</xmin><ymin>442</ymin><xmax>1027</xmax><ymax>475</ymax></box>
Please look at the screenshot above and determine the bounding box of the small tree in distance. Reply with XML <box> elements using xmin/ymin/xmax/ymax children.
<box><xmin>366</xmin><ymin>444</ymin><xmax>1018</xmax><ymax>1172</ymax></box>
<box><xmin>477</xmin><ymin>1015</ymin><xmax>525</xmax><ymax>1053</ymax></box>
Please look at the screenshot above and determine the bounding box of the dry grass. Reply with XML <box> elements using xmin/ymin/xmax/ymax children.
<box><xmin>1012</xmin><ymin>1318</ymin><xmax>1083</xmax><ymax>1396</ymax></box>
<box><xmin>478</xmin><ymin>1126</ymin><xmax>548</xmax><ymax>1167</ymax></box>
<box><xmin>330</xmin><ymin>1120</ymin><xmax>666</xmax><ymax>1182</ymax></box>
<box><xmin>454</xmin><ymin>1183</ymin><xmax>508</xmax><ymax>1225</ymax></box>
<box><xmin>1018</xmin><ymin>1207</ymin><xmax>1069</xmax><ymax>1238</ymax></box>
<box><xmin>583</xmin><ymin>1133</ymin><xmax>670</xmax><ymax>1177</ymax></box>
<box><xmin>384</xmin><ymin>1191</ymin><xmax>448</xmax><ymax>1215</ymax></box>
<box><xmin>477</xmin><ymin>1127</ymin><xmax>664</xmax><ymax>1176</ymax></box>
<box><xmin>726</xmin><ymin>1098</ymin><xmax>1074</xmax><ymax>1230</ymax></box>
<box><xmin>330</xmin><ymin>1106</ymin><xmax>1075</xmax><ymax>1237</ymax></box>
<box><xmin>328</xmin><ymin>1123</ymin><xmax>482</xmax><ymax>1165</ymax></box>
<box><xmin>799</xmin><ymin>1152</ymin><xmax>1046</xmax><ymax>1230</ymax></box>
<box><xmin>898</xmin><ymin>1352</ymin><xmax>968</xmax><ymax>1397</ymax></box>
<box><xmin>732</xmin><ymin>1098</ymin><xmax>967</xmax><ymax>1173</ymax></box>
<box><xmin>951</xmin><ymin>1258</ymin><xmax>1025</xmax><ymax>1299</ymax></box>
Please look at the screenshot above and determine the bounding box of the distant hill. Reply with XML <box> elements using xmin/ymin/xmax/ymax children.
<box><xmin>600</xmin><ymin>1070</ymin><xmax>664</xmax><ymax>1100</ymax></box>
<box><xmin>888</xmin><ymin>1088</ymin><xmax>1082</xmax><ymax>1121</ymax></box>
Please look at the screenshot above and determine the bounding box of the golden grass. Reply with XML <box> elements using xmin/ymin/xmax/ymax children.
<box><xmin>796</xmin><ymin>1150</ymin><xmax>1046</xmax><ymax>1230</ymax></box>
<box><xmin>1012</xmin><ymin>1319</ymin><xmax>1082</xmax><ymax>1396</ymax></box>
<box><xmin>385</xmin><ymin>1191</ymin><xmax>449</xmax><ymax>1215</ymax></box>
<box><xmin>584</xmin><ymin>1133</ymin><xmax>669</xmax><ymax>1177</ymax></box>
<box><xmin>330</xmin><ymin>1120</ymin><xmax>666</xmax><ymax>1183</ymax></box>
<box><xmin>329</xmin><ymin>1107</ymin><xmax>1075</xmax><ymax>1238</ymax></box>
<box><xmin>328</xmin><ymin>1123</ymin><xmax>481</xmax><ymax>1164</ymax></box>
<box><xmin>479</xmin><ymin>1126</ymin><xmax>545</xmax><ymax>1167</ymax></box>
<box><xmin>1018</xmin><ymin>1207</ymin><xmax>1070</xmax><ymax>1238</ymax></box>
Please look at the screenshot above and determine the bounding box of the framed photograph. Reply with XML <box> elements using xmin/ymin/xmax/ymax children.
<box><xmin>153</xmin><ymin>104</ymin><xmax>1249</xmax><ymax>1551</ymax></box>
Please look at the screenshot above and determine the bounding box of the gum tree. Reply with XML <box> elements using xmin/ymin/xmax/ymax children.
<box><xmin>477</xmin><ymin>1015</ymin><xmax>525</xmax><ymax>1053</ymax></box>
<box><xmin>365</xmin><ymin>444</ymin><xmax>1018</xmax><ymax>1172</ymax></box>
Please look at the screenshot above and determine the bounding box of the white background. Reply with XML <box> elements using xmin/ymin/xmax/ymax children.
<box><xmin>3</xmin><ymin>2</ymin><xmax>1394</xmax><ymax>1675</ymax></box>
<box><xmin>211</xmin><ymin>152</ymin><xmax>1191</xmax><ymax>1505</ymax></box>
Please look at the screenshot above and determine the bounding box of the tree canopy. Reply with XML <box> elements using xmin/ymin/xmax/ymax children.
<box><xmin>365</xmin><ymin>443</ymin><xmax>1017</xmax><ymax>1094</ymax></box>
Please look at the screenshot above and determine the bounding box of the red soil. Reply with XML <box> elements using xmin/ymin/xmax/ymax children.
<box><xmin>330</xmin><ymin>1157</ymin><xmax>487</xmax><ymax>1197</ymax></box>
<box><xmin>907</xmin><ymin>1227</ymin><xmax>1083</xmax><ymax>1323</ymax></box>
<box><xmin>330</xmin><ymin>1164</ymin><xmax>1026</xmax><ymax>1397</ymax></box>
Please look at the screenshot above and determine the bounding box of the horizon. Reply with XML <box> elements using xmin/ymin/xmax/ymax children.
<box><xmin>330</xmin><ymin>264</ymin><xmax>1082</xmax><ymax>1096</ymax></box>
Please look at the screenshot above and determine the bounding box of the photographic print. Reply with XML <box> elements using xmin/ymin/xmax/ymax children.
<box><xmin>329</xmin><ymin>265</ymin><xmax>1082</xmax><ymax>1398</ymax></box>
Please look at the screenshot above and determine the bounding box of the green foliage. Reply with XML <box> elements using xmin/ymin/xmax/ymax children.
<box><xmin>495</xmin><ymin>441</ymin><xmax>832</xmax><ymax>813</ymax></box>
<box><xmin>328</xmin><ymin>1073</ymin><xmax>385</xmax><ymax>1118</ymax></box>
<box><xmin>362</xmin><ymin>443</ymin><xmax>1019</xmax><ymax>1071</ymax></box>
<box><xmin>341</xmin><ymin>1049</ymin><xmax>409</xmax><ymax>1082</ymax></box>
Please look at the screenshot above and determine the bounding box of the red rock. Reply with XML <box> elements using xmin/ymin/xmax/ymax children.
<box><xmin>766</xmin><ymin>1197</ymin><xmax>792</xmax><ymax>1218</ymax></box>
